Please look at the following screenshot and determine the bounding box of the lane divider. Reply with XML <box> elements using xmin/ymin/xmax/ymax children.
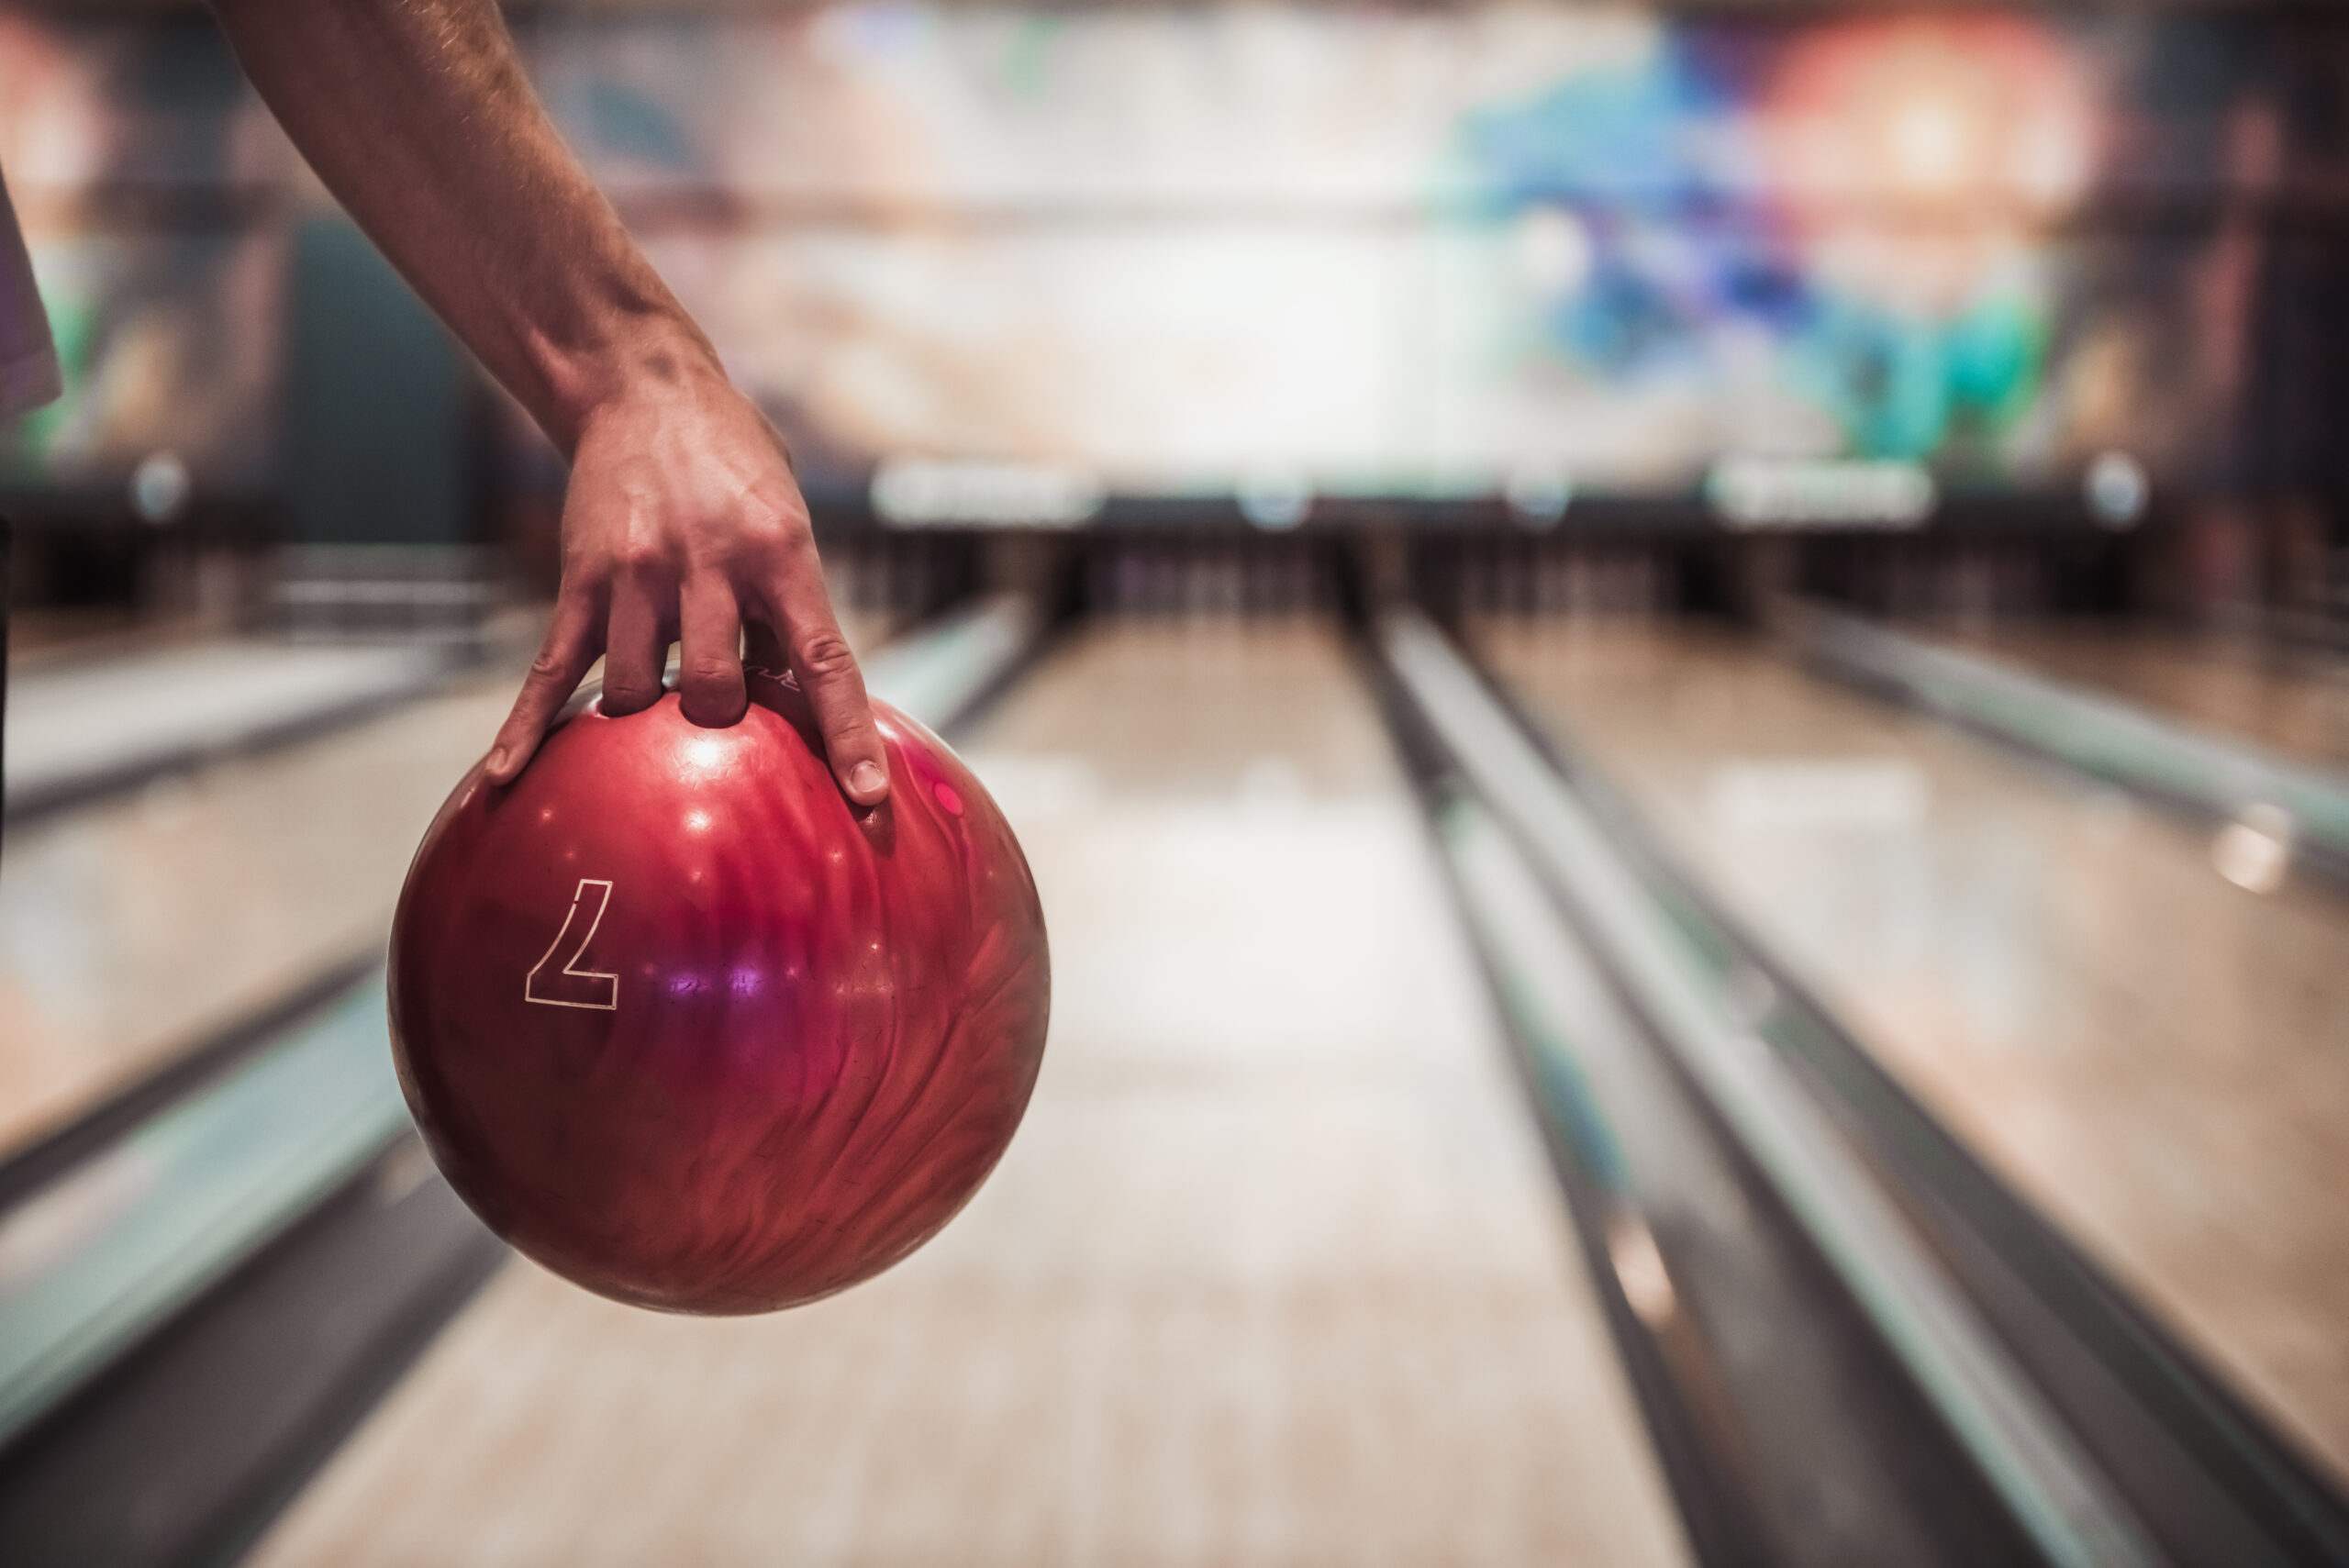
<box><xmin>1381</xmin><ymin>606</ymin><xmax>2159</xmax><ymax>1568</ymax></box>
<box><xmin>1788</xmin><ymin>603</ymin><xmax>2349</xmax><ymax>888</ymax></box>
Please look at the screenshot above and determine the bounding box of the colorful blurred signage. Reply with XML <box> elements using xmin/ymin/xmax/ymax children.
<box><xmin>0</xmin><ymin>6</ymin><xmax>2294</xmax><ymax>506</ymax></box>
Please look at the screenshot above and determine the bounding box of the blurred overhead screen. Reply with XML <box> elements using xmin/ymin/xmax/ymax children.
<box><xmin>0</xmin><ymin>6</ymin><xmax>2316</xmax><ymax>503</ymax></box>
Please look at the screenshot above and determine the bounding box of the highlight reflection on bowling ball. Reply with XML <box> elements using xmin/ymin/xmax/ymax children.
<box><xmin>389</xmin><ymin>672</ymin><xmax>1050</xmax><ymax>1314</ymax></box>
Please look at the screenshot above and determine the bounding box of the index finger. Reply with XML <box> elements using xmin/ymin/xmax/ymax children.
<box><xmin>486</xmin><ymin>590</ymin><xmax>602</xmax><ymax>784</ymax></box>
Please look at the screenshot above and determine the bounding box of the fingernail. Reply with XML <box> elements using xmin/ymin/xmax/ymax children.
<box><xmin>850</xmin><ymin>762</ymin><xmax>885</xmax><ymax>796</ymax></box>
<box><xmin>487</xmin><ymin>748</ymin><xmax>509</xmax><ymax>776</ymax></box>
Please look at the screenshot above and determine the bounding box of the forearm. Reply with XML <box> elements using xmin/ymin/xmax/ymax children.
<box><xmin>209</xmin><ymin>0</ymin><xmax>707</xmax><ymax>453</ymax></box>
<box><xmin>212</xmin><ymin>0</ymin><xmax>885</xmax><ymax>799</ymax></box>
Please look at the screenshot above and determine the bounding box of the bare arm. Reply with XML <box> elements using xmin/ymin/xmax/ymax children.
<box><xmin>209</xmin><ymin>0</ymin><xmax>887</xmax><ymax>802</ymax></box>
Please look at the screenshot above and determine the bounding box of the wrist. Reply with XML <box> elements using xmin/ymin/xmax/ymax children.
<box><xmin>538</xmin><ymin>304</ymin><xmax>725</xmax><ymax>456</ymax></box>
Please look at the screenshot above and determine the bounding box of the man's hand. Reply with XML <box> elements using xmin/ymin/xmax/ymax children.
<box><xmin>482</xmin><ymin>349</ymin><xmax>887</xmax><ymax>804</ymax></box>
<box><xmin>207</xmin><ymin>0</ymin><xmax>887</xmax><ymax>802</ymax></box>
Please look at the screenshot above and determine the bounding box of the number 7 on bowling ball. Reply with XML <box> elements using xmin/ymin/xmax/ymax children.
<box><xmin>523</xmin><ymin>877</ymin><xmax>620</xmax><ymax>1011</ymax></box>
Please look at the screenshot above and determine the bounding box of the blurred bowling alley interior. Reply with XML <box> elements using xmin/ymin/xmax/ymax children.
<box><xmin>5</xmin><ymin>1</ymin><xmax>2349</xmax><ymax>1563</ymax></box>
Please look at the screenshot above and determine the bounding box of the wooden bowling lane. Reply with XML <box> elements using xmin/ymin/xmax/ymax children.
<box><xmin>1478</xmin><ymin>616</ymin><xmax>2349</xmax><ymax>1489</ymax></box>
<box><xmin>246</xmin><ymin>617</ymin><xmax>1692</xmax><ymax>1568</ymax></box>
<box><xmin>1932</xmin><ymin>618</ymin><xmax>2349</xmax><ymax>772</ymax></box>
<box><xmin>0</xmin><ymin>663</ymin><xmax>522</xmax><ymax>1156</ymax></box>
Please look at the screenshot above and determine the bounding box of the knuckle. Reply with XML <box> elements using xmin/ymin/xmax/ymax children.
<box><xmin>684</xmin><ymin>653</ymin><xmax>740</xmax><ymax>688</ymax></box>
<box><xmin>740</xmin><ymin>511</ymin><xmax>810</xmax><ymax>563</ymax></box>
<box><xmin>527</xmin><ymin>650</ymin><xmax>575</xmax><ymax>685</ymax></box>
<box><xmin>614</xmin><ymin>538</ymin><xmax>669</xmax><ymax>580</ymax></box>
<box><xmin>793</xmin><ymin>632</ymin><xmax>860</xmax><ymax>684</ymax></box>
<box><xmin>771</xmin><ymin>506</ymin><xmax>814</xmax><ymax>547</ymax></box>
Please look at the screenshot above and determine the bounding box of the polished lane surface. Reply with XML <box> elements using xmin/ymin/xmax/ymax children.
<box><xmin>1482</xmin><ymin>617</ymin><xmax>2349</xmax><ymax>1487</ymax></box>
<box><xmin>0</xmin><ymin>663</ymin><xmax>524</xmax><ymax>1154</ymax></box>
<box><xmin>247</xmin><ymin>619</ymin><xmax>1690</xmax><ymax>1568</ymax></box>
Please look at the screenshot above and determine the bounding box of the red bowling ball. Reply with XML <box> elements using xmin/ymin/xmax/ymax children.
<box><xmin>389</xmin><ymin>671</ymin><xmax>1049</xmax><ymax>1314</ymax></box>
